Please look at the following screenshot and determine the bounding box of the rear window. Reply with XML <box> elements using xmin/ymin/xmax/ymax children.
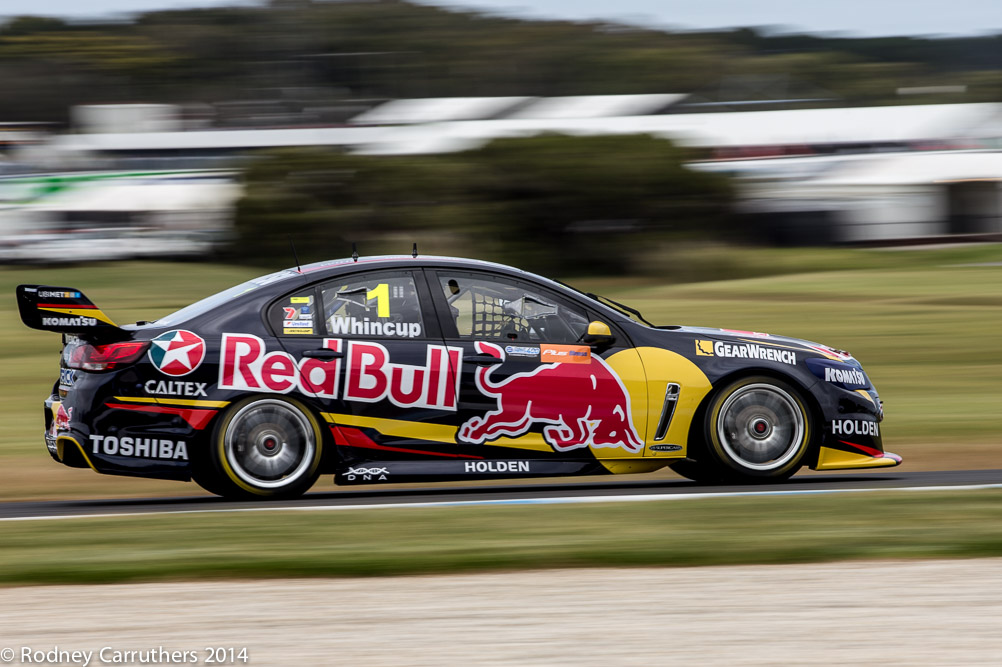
<box><xmin>155</xmin><ymin>270</ymin><xmax>296</xmax><ymax>327</ymax></box>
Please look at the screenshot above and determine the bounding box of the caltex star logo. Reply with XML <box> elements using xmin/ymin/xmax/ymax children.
<box><xmin>148</xmin><ymin>330</ymin><xmax>206</xmax><ymax>377</ymax></box>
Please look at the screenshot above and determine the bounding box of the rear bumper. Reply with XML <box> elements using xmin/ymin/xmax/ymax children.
<box><xmin>42</xmin><ymin>393</ymin><xmax>197</xmax><ymax>481</ymax></box>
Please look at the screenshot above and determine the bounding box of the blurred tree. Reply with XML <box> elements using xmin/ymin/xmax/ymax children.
<box><xmin>466</xmin><ymin>134</ymin><xmax>734</xmax><ymax>274</ymax></box>
<box><xmin>0</xmin><ymin>16</ymin><xmax>68</xmax><ymax>37</ymax></box>
<box><xmin>233</xmin><ymin>135</ymin><xmax>735</xmax><ymax>276</ymax></box>
<box><xmin>0</xmin><ymin>32</ymin><xmax>177</xmax><ymax>74</ymax></box>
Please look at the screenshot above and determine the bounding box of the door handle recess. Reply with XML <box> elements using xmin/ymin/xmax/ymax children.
<box><xmin>463</xmin><ymin>354</ymin><xmax>503</xmax><ymax>366</ymax></box>
<box><xmin>302</xmin><ymin>349</ymin><xmax>343</xmax><ymax>359</ymax></box>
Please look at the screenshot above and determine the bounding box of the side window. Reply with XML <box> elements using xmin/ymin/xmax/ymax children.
<box><xmin>269</xmin><ymin>288</ymin><xmax>319</xmax><ymax>336</ymax></box>
<box><xmin>438</xmin><ymin>272</ymin><xmax>587</xmax><ymax>343</ymax></box>
<box><xmin>321</xmin><ymin>273</ymin><xmax>426</xmax><ymax>339</ymax></box>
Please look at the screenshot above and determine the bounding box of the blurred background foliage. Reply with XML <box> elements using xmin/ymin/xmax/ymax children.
<box><xmin>1</xmin><ymin>1</ymin><xmax>1001</xmax><ymax>125</ymax></box>
<box><xmin>233</xmin><ymin>134</ymin><xmax>736</xmax><ymax>275</ymax></box>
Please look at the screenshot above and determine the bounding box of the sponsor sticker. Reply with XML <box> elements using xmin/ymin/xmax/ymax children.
<box><xmin>649</xmin><ymin>444</ymin><xmax>683</xmax><ymax>452</ymax></box>
<box><xmin>54</xmin><ymin>403</ymin><xmax>73</xmax><ymax>431</ymax></box>
<box><xmin>148</xmin><ymin>330</ymin><xmax>206</xmax><ymax>377</ymax></box>
<box><xmin>504</xmin><ymin>345</ymin><xmax>540</xmax><ymax>358</ymax></box>
<box><xmin>41</xmin><ymin>316</ymin><xmax>97</xmax><ymax>327</ymax></box>
<box><xmin>89</xmin><ymin>434</ymin><xmax>189</xmax><ymax>460</ymax></box>
<box><xmin>694</xmin><ymin>340</ymin><xmax>797</xmax><ymax>365</ymax></box>
<box><xmin>59</xmin><ymin>368</ymin><xmax>76</xmax><ymax>388</ymax></box>
<box><xmin>695</xmin><ymin>340</ymin><xmax>715</xmax><ymax>356</ymax></box>
<box><xmin>805</xmin><ymin>356</ymin><xmax>869</xmax><ymax>386</ymax></box>
<box><xmin>284</xmin><ymin>328</ymin><xmax>315</xmax><ymax>335</ymax></box>
<box><xmin>290</xmin><ymin>296</ymin><xmax>313</xmax><ymax>304</ymax></box>
<box><xmin>540</xmin><ymin>344</ymin><xmax>590</xmax><ymax>364</ymax></box>
<box><xmin>39</xmin><ymin>290</ymin><xmax>81</xmax><ymax>299</ymax></box>
<box><xmin>300</xmin><ymin>306</ymin><xmax>312</xmax><ymax>315</ymax></box>
<box><xmin>345</xmin><ymin>466</ymin><xmax>389</xmax><ymax>481</ymax></box>
<box><xmin>47</xmin><ymin>403</ymin><xmax>71</xmax><ymax>442</ymax></box>
<box><xmin>463</xmin><ymin>461</ymin><xmax>530</xmax><ymax>473</ymax></box>
<box><xmin>283</xmin><ymin>307</ymin><xmax>299</xmax><ymax>320</ymax></box>
<box><xmin>831</xmin><ymin>419</ymin><xmax>880</xmax><ymax>438</ymax></box>
<box><xmin>283</xmin><ymin>320</ymin><xmax>313</xmax><ymax>328</ymax></box>
<box><xmin>144</xmin><ymin>380</ymin><xmax>208</xmax><ymax>397</ymax></box>
<box><xmin>825</xmin><ymin>366</ymin><xmax>867</xmax><ymax>386</ymax></box>
<box><xmin>329</xmin><ymin>317</ymin><xmax>422</xmax><ymax>338</ymax></box>
<box><xmin>806</xmin><ymin>358</ymin><xmax>869</xmax><ymax>389</ymax></box>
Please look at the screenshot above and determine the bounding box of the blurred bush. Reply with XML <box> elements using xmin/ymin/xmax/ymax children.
<box><xmin>232</xmin><ymin>134</ymin><xmax>735</xmax><ymax>275</ymax></box>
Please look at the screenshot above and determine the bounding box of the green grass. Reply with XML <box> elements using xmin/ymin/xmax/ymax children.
<box><xmin>4</xmin><ymin>491</ymin><xmax>1002</xmax><ymax>585</ymax></box>
<box><xmin>1</xmin><ymin>247</ymin><xmax>1001</xmax><ymax>501</ymax></box>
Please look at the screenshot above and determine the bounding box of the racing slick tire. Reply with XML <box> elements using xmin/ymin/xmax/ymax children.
<box><xmin>697</xmin><ymin>376</ymin><xmax>813</xmax><ymax>483</ymax></box>
<box><xmin>200</xmin><ymin>396</ymin><xmax>324</xmax><ymax>500</ymax></box>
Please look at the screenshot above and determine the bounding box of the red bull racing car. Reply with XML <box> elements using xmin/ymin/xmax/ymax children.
<box><xmin>18</xmin><ymin>255</ymin><xmax>899</xmax><ymax>499</ymax></box>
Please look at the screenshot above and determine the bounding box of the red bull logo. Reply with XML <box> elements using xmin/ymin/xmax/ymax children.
<box><xmin>49</xmin><ymin>402</ymin><xmax>72</xmax><ymax>440</ymax></box>
<box><xmin>55</xmin><ymin>403</ymin><xmax>73</xmax><ymax>431</ymax></box>
<box><xmin>457</xmin><ymin>342</ymin><xmax>643</xmax><ymax>453</ymax></box>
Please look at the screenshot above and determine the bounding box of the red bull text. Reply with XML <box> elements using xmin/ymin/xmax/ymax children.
<box><xmin>219</xmin><ymin>334</ymin><xmax>461</xmax><ymax>410</ymax></box>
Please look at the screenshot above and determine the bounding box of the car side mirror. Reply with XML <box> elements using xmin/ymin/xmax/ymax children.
<box><xmin>582</xmin><ymin>320</ymin><xmax>615</xmax><ymax>348</ymax></box>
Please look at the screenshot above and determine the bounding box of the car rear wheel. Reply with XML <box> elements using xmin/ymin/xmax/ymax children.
<box><xmin>696</xmin><ymin>376</ymin><xmax>812</xmax><ymax>483</ymax></box>
<box><xmin>200</xmin><ymin>396</ymin><xmax>324</xmax><ymax>500</ymax></box>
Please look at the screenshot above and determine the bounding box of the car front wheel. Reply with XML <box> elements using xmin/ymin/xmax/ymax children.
<box><xmin>693</xmin><ymin>376</ymin><xmax>812</xmax><ymax>483</ymax></box>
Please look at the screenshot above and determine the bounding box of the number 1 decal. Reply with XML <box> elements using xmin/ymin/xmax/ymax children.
<box><xmin>367</xmin><ymin>283</ymin><xmax>390</xmax><ymax>318</ymax></box>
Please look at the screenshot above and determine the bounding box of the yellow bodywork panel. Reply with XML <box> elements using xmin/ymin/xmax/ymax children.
<box><xmin>632</xmin><ymin>346</ymin><xmax>713</xmax><ymax>459</ymax></box>
<box><xmin>814</xmin><ymin>446</ymin><xmax>901</xmax><ymax>470</ymax></box>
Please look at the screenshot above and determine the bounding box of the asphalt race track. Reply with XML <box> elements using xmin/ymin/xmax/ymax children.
<box><xmin>3</xmin><ymin>468</ymin><xmax>1002</xmax><ymax>520</ymax></box>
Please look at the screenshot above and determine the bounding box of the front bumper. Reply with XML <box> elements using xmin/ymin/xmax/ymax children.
<box><xmin>808</xmin><ymin>382</ymin><xmax>900</xmax><ymax>471</ymax></box>
<box><xmin>814</xmin><ymin>446</ymin><xmax>902</xmax><ymax>470</ymax></box>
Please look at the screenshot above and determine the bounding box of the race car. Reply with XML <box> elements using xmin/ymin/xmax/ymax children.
<box><xmin>17</xmin><ymin>255</ymin><xmax>899</xmax><ymax>499</ymax></box>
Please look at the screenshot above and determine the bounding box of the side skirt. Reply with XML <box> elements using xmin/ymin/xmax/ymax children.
<box><xmin>335</xmin><ymin>459</ymin><xmax>609</xmax><ymax>485</ymax></box>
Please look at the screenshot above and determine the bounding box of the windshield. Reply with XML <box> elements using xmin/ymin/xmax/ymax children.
<box><xmin>154</xmin><ymin>270</ymin><xmax>296</xmax><ymax>327</ymax></box>
<box><xmin>554</xmin><ymin>280</ymin><xmax>654</xmax><ymax>327</ymax></box>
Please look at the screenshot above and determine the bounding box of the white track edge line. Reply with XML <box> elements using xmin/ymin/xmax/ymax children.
<box><xmin>4</xmin><ymin>482</ymin><xmax>1002</xmax><ymax>522</ymax></box>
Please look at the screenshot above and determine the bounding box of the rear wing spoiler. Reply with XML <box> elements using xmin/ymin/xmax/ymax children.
<box><xmin>16</xmin><ymin>284</ymin><xmax>127</xmax><ymax>339</ymax></box>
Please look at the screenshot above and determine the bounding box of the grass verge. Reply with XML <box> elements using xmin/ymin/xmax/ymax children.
<box><xmin>4</xmin><ymin>490</ymin><xmax>1002</xmax><ymax>586</ymax></box>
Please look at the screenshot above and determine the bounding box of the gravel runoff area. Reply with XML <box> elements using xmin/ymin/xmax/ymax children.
<box><xmin>3</xmin><ymin>559</ymin><xmax>1001</xmax><ymax>666</ymax></box>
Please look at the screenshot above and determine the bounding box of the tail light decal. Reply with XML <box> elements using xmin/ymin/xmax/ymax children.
<box><xmin>65</xmin><ymin>340</ymin><xmax>150</xmax><ymax>372</ymax></box>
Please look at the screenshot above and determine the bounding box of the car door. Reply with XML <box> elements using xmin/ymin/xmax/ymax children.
<box><xmin>429</xmin><ymin>269</ymin><xmax>649</xmax><ymax>471</ymax></box>
<box><xmin>271</xmin><ymin>269</ymin><xmax>461</xmax><ymax>471</ymax></box>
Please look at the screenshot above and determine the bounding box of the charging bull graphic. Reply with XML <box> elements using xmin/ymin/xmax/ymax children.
<box><xmin>457</xmin><ymin>342</ymin><xmax>644</xmax><ymax>453</ymax></box>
